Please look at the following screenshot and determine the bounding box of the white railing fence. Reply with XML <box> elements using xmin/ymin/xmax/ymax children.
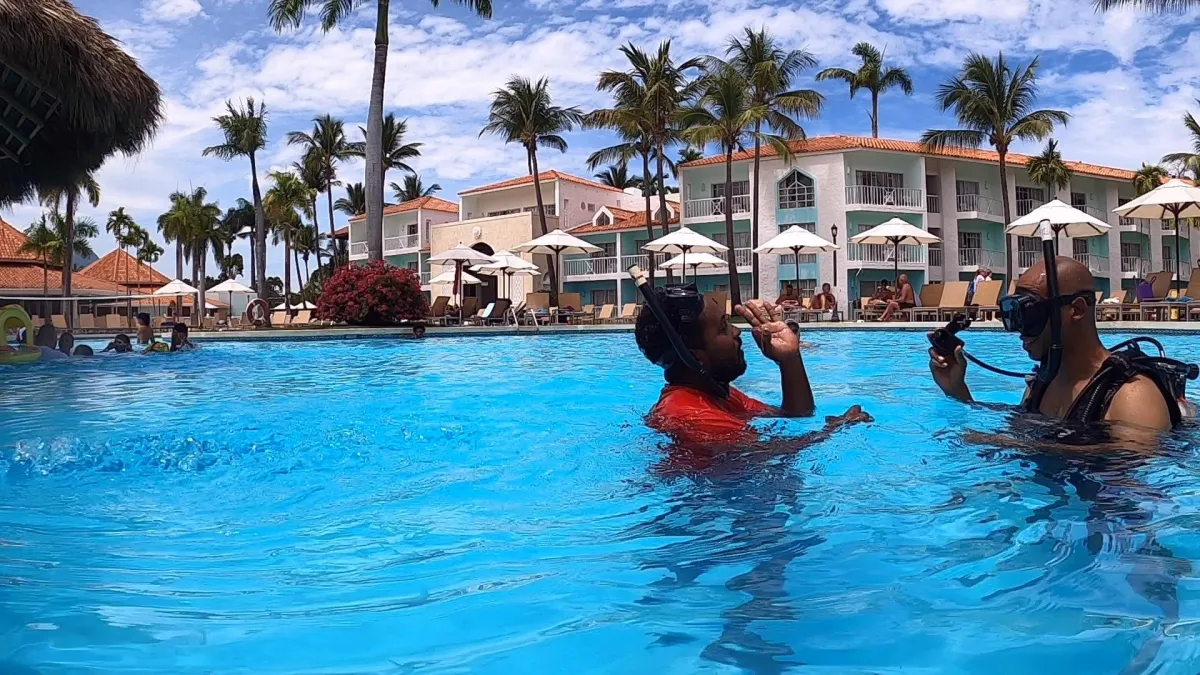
<box><xmin>845</xmin><ymin>185</ymin><xmax>924</xmax><ymax>209</ymax></box>
<box><xmin>926</xmin><ymin>194</ymin><xmax>941</xmax><ymax>213</ymax></box>
<box><xmin>1118</xmin><ymin>217</ymin><xmax>1152</xmax><ymax>235</ymax></box>
<box><xmin>564</xmin><ymin>256</ymin><xmax>620</xmax><ymax>277</ymax></box>
<box><xmin>1120</xmin><ymin>256</ymin><xmax>1151</xmax><ymax>276</ymax></box>
<box><xmin>1018</xmin><ymin>249</ymin><xmax>1042</xmax><ymax>269</ymax></box>
<box><xmin>1073</xmin><ymin>252</ymin><xmax>1110</xmax><ymax>274</ymax></box>
<box><xmin>350</xmin><ymin>241</ymin><xmax>369</xmax><ymax>257</ymax></box>
<box><xmin>958</xmin><ymin>247</ymin><xmax>1005</xmax><ymax>269</ymax></box>
<box><xmin>684</xmin><ymin>195</ymin><xmax>751</xmax><ymax>219</ymax></box>
<box><xmin>928</xmin><ymin>246</ymin><xmax>943</xmax><ymax>268</ymax></box>
<box><xmin>955</xmin><ymin>194</ymin><xmax>1003</xmax><ymax>216</ymax></box>
<box><xmin>1016</xmin><ymin>199</ymin><xmax>1044</xmax><ymax>217</ymax></box>
<box><xmin>846</xmin><ymin>242</ymin><xmax>926</xmax><ymax>265</ymax></box>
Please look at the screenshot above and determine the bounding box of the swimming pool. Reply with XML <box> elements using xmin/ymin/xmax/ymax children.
<box><xmin>2</xmin><ymin>330</ymin><xmax>1199</xmax><ymax>673</ymax></box>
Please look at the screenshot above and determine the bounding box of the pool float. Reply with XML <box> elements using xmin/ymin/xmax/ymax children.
<box><xmin>245</xmin><ymin>298</ymin><xmax>269</xmax><ymax>327</ymax></box>
<box><xmin>0</xmin><ymin>304</ymin><xmax>41</xmax><ymax>364</ymax></box>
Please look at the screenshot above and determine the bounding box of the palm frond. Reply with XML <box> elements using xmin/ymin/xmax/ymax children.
<box><xmin>920</xmin><ymin>129</ymin><xmax>986</xmax><ymax>150</ymax></box>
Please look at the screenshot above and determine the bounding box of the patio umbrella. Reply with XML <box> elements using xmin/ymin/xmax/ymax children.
<box><xmin>660</xmin><ymin>252</ymin><xmax>728</xmax><ymax>279</ymax></box>
<box><xmin>643</xmin><ymin>226</ymin><xmax>727</xmax><ymax>282</ymax></box>
<box><xmin>849</xmin><ymin>218</ymin><xmax>941</xmax><ymax>284</ymax></box>
<box><xmin>755</xmin><ymin>226</ymin><xmax>839</xmax><ymax>292</ymax></box>
<box><xmin>153</xmin><ymin>279</ymin><xmax>198</xmax><ymax>322</ymax></box>
<box><xmin>427</xmin><ymin>242</ymin><xmax>495</xmax><ymax>307</ymax></box>
<box><xmin>0</xmin><ymin>0</ymin><xmax>163</xmax><ymax>205</ymax></box>
<box><xmin>512</xmin><ymin>230</ymin><xmax>601</xmax><ymax>295</ymax></box>
<box><xmin>208</xmin><ymin>278</ymin><xmax>254</xmax><ymax>318</ymax></box>
<box><xmin>1005</xmin><ymin>199</ymin><xmax>1110</xmax><ymax>254</ymax></box>
<box><xmin>1114</xmin><ymin>179</ymin><xmax>1200</xmax><ymax>294</ymax></box>
<box><xmin>471</xmin><ymin>250</ymin><xmax>540</xmax><ymax>299</ymax></box>
<box><xmin>428</xmin><ymin>270</ymin><xmax>482</xmax><ymax>286</ymax></box>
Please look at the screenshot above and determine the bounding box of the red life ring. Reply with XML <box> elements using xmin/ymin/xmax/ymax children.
<box><xmin>244</xmin><ymin>298</ymin><xmax>270</xmax><ymax>327</ymax></box>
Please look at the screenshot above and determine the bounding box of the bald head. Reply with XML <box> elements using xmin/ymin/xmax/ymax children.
<box><xmin>1016</xmin><ymin>255</ymin><xmax>1095</xmax><ymax>299</ymax></box>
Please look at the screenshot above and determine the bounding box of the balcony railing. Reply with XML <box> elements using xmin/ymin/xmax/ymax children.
<box><xmin>1121</xmin><ymin>256</ymin><xmax>1151</xmax><ymax>276</ymax></box>
<box><xmin>844</xmin><ymin>185</ymin><xmax>924</xmax><ymax>209</ymax></box>
<box><xmin>780</xmin><ymin>253</ymin><xmax>818</xmax><ymax>266</ymax></box>
<box><xmin>1018</xmin><ymin>249</ymin><xmax>1042</xmax><ymax>269</ymax></box>
<box><xmin>420</xmin><ymin>270</ymin><xmax>430</xmax><ymax>285</ymax></box>
<box><xmin>1165</xmin><ymin>260</ymin><xmax>1193</xmax><ymax>281</ymax></box>
<box><xmin>928</xmin><ymin>246</ymin><xmax>943</xmax><ymax>268</ymax></box>
<box><xmin>926</xmin><ymin>194</ymin><xmax>941</xmax><ymax>213</ymax></box>
<box><xmin>684</xmin><ymin>195</ymin><xmax>750</xmax><ymax>219</ymax></box>
<box><xmin>564</xmin><ymin>256</ymin><xmax>620</xmax><ymax>277</ymax></box>
<box><xmin>958</xmin><ymin>247</ymin><xmax>1006</xmax><ymax>270</ymax></box>
<box><xmin>621</xmin><ymin>248</ymin><xmax>753</xmax><ymax>271</ymax></box>
<box><xmin>1083</xmin><ymin>205</ymin><xmax>1108</xmax><ymax>221</ymax></box>
<box><xmin>955</xmin><ymin>194</ymin><xmax>1003</xmax><ymax>216</ymax></box>
<box><xmin>1163</xmin><ymin>220</ymin><xmax>1183</xmax><ymax>234</ymax></box>
<box><xmin>349</xmin><ymin>241</ymin><xmax>369</xmax><ymax>258</ymax></box>
<box><xmin>846</xmin><ymin>242</ymin><xmax>926</xmax><ymax>266</ymax></box>
<box><xmin>382</xmin><ymin>233</ymin><xmax>420</xmax><ymax>251</ymax></box>
<box><xmin>1016</xmin><ymin>199</ymin><xmax>1044</xmax><ymax>217</ymax></box>
<box><xmin>1073</xmin><ymin>252</ymin><xmax>1110</xmax><ymax>274</ymax></box>
<box><xmin>1119</xmin><ymin>216</ymin><xmax>1152</xmax><ymax>236</ymax></box>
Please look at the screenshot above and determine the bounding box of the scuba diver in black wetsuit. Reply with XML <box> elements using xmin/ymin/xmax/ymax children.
<box><xmin>929</xmin><ymin>252</ymin><xmax>1197</xmax><ymax>444</ymax></box>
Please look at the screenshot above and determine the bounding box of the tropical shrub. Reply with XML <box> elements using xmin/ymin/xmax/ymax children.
<box><xmin>316</xmin><ymin>261</ymin><xmax>427</xmax><ymax>325</ymax></box>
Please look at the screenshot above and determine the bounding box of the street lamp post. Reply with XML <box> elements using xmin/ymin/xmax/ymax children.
<box><xmin>830</xmin><ymin>223</ymin><xmax>839</xmax><ymax>284</ymax></box>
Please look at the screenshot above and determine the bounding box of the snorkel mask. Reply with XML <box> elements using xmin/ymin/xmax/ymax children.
<box><xmin>628</xmin><ymin>266</ymin><xmax>728</xmax><ymax>398</ymax></box>
<box><xmin>998</xmin><ymin>219</ymin><xmax>1069</xmax><ymax>384</ymax></box>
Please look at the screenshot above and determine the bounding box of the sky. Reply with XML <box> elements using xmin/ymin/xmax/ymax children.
<box><xmin>4</xmin><ymin>0</ymin><xmax>1200</xmax><ymax>284</ymax></box>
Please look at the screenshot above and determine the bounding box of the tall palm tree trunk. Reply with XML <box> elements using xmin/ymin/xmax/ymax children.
<box><xmin>248</xmin><ymin>237</ymin><xmax>257</xmax><ymax>287</ymax></box>
<box><xmin>364</xmin><ymin>0</ymin><xmax>390</xmax><ymax>264</ymax></box>
<box><xmin>63</xmin><ymin>192</ymin><xmax>76</xmax><ymax>328</ymax></box>
<box><xmin>250</xmin><ymin>152</ymin><xmax>268</xmax><ymax>302</ymax></box>
<box><xmin>641</xmin><ymin>151</ymin><xmax>656</xmax><ymax>284</ymax></box>
<box><xmin>42</xmin><ymin>253</ymin><xmax>48</xmax><ymax>318</ymax></box>
<box><xmin>192</xmin><ymin>244</ymin><xmax>201</xmax><ymax>327</ymax></box>
<box><xmin>294</xmin><ymin>246</ymin><xmax>304</xmax><ymax>290</ymax></box>
<box><xmin>724</xmin><ymin>149</ymin><xmax>741</xmax><ymax>309</ymax></box>
<box><xmin>998</xmin><ymin>152</ymin><xmax>1014</xmax><ymax>282</ymax></box>
<box><xmin>655</xmin><ymin>148</ymin><xmax>672</xmax><ymax>284</ymax></box>
<box><xmin>284</xmin><ymin>228</ymin><xmax>293</xmax><ymax>318</ymax></box>
<box><xmin>750</xmin><ymin>125</ymin><xmax>762</xmax><ymax>298</ymax></box>
<box><xmin>319</xmin><ymin>192</ymin><xmax>331</xmax><ymax>275</ymax></box>
<box><xmin>871</xmin><ymin>90</ymin><xmax>879</xmax><ymax>138</ymax></box>
<box><xmin>529</xmin><ymin>148</ymin><xmax>557</xmax><ymax>307</ymax></box>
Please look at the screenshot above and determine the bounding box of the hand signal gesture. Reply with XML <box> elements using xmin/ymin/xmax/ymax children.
<box><xmin>735</xmin><ymin>299</ymin><xmax>800</xmax><ymax>363</ymax></box>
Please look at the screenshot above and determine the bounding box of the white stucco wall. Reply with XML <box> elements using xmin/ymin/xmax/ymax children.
<box><xmin>429</xmin><ymin>213</ymin><xmax>556</xmax><ymax>301</ymax></box>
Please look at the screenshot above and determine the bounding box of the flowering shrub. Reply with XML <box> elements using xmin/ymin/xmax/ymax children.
<box><xmin>315</xmin><ymin>261</ymin><xmax>428</xmax><ymax>325</ymax></box>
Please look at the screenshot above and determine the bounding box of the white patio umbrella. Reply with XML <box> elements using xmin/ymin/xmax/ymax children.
<box><xmin>1114</xmin><ymin>178</ymin><xmax>1200</xmax><ymax>293</ymax></box>
<box><xmin>512</xmin><ymin>229</ymin><xmax>601</xmax><ymax>294</ymax></box>
<box><xmin>428</xmin><ymin>270</ymin><xmax>481</xmax><ymax>286</ymax></box>
<box><xmin>154</xmin><ymin>279</ymin><xmax>200</xmax><ymax>324</ymax></box>
<box><xmin>849</xmin><ymin>218</ymin><xmax>941</xmax><ymax>283</ymax></box>
<box><xmin>643</xmin><ymin>226</ymin><xmax>727</xmax><ymax>282</ymax></box>
<box><xmin>1005</xmin><ymin>199</ymin><xmax>1110</xmax><ymax>254</ymax></box>
<box><xmin>208</xmin><ymin>278</ymin><xmax>254</xmax><ymax>318</ymax></box>
<box><xmin>427</xmin><ymin>242</ymin><xmax>496</xmax><ymax>306</ymax></box>
<box><xmin>755</xmin><ymin>226</ymin><xmax>839</xmax><ymax>291</ymax></box>
<box><xmin>471</xmin><ymin>250</ymin><xmax>540</xmax><ymax>299</ymax></box>
<box><xmin>660</xmin><ymin>252</ymin><xmax>728</xmax><ymax>278</ymax></box>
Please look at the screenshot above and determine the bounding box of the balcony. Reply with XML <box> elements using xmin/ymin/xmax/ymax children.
<box><xmin>1119</xmin><ymin>216</ymin><xmax>1152</xmax><ymax>236</ymax></box>
<box><xmin>383</xmin><ymin>233</ymin><xmax>420</xmax><ymax>254</ymax></box>
<box><xmin>844</xmin><ymin>185</ymin><xmax>924</xmax><ymax>211</ymax></box>
<box><xmin>1016</xmin><ymin>199</ymin><xmax>1044</xmax><ymax>217</ymax></box>
<box><xmin>955</xmin><ymin>194</ymin><xmax>1004</xmax><ymax>220</ymax></box>
<box><xmin>349</xmin><ymin>241</ymin><xmax>369</xmax><ymax>260</ymax></box>
<box><xmin>1163</xmin><ymin>220</ymin><xmax>1182</xmax><ymax>235</ymax></box>
<box><xmin>1165</xmin><ymin>260</ymin><xmax>1193</xmax><ymax>281</ymax></box>
<box><xmin>684</xmin><ymin>195</ymin><xmax>750</xmax><ymax>220</ymax></box>
<box><xmin>780</xmin><ymin>253</ymin><xmax>818</xmax><ymax>266</ymax></box>
<box><xmin>618</xmin><ymin>248</ymin><xmax>753</xmax><ymax>272</ymax></box>
<box><xmin>1083</xmin><ymin>205</ymin><xmax>1108</xmax><ymax>222</ymax></box>
<box><xmin>958</xmin><ymin>247</ymin><xmax>1006</xmax><ymax>271</ymax></box>
<box><xmin>846</xmin><ymin>242</ymin><xmax>926</xmax><ymax>269</ymax></box>
<box><xmin>420</xmin><ymin>270</ymin><xmax>430</xmax><ymax>285</ymax></box>
<box><xmin>928</xmin><ymin>246</ymin><xmax>943</xmax><ymax>267</ymax></box>
<box><xmin>1073</xmin><ymin>253</ymin><xmax>1110</xmax><ymax>274</ymax></box>
<box><xmin>564</xmin><ymin>256</ymin><xmax>620</xmax><ymax>278</ymax></box>
<box><xmin>926</xmin><ymin>194</ymin><xmax>941</xmax><ymax>213</ymax></box>
<box><xmin>1120</xmin><ymin>256</ymin><xmax>1151</xmax><ymax>278</ymax></box>
<box><xmin>1018</xmin><ymin>249</ymin><xmax>1042</xmax><ymax>270</ymax></box>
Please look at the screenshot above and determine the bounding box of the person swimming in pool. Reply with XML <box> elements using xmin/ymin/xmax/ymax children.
<box><xmin>170</xmin><ymin>323</ymin><xmax>196</xmax><ymax>351</ymax></box>
<box><xmin>634</xmin><ymin>284</ymin><xmax>870</xmax><ymax>450</ymax></box>
<box><xmin>102</xmin><ymin>334</ymin><xmax>133</xmax><ymax>353</ymax></box>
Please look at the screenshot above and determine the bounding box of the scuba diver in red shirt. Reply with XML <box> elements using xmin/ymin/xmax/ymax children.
<box><xmin>628</xmin><ymin>266</ymin><xmax>870</xmax><ymax>450</ymax></box>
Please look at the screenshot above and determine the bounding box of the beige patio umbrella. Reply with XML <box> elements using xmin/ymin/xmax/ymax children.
<box><xmin>512</xmin><ymin>230</ymin><xmax>601</xmax><ymax>295</ymax></box>
<box><xmin>427</xmin><ymin>243</ymin><xmax>495</xmax><ymax>306</ymax></box>
<box><xmin>154</xmin><ymin>279</ymin><xmax>198</xmax><ymax>325</ymax></box>
<box><xmin>1006</xmin><ymin>199</ymin><xmax>1110</xmax><ymax>254</ymax></box>
<box><xmin>659</xmin><ymin>252</ymin><xmax>728</xmax><ymax>278</ymax></box>
<box><xmin>849</xmin><ymin>218</ymin><xmax>941</xmax><ymax>283</ymax></box>
<box><xmin>643</xmin><ymin>226</ymin><xmax>727</xmax><ymax>282</ymax></box>
<box><xmin>1114</xmin><ymin>179</ymin><xmax>1200</xmax><ymax>293</ymax></box>
<box><xmin>471</xmin><ymin>250</ymin><xmax>540</xmax><ymax>299</ymax></box>
<box><xmin>755</xmin><ymin>226</ymin><xmax>839</xmax><ymax>290</ymax></box>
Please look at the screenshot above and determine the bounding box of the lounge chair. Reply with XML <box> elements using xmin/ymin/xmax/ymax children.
<box><xmin>292</xmin><ymin>310</ymin><xmax>311</xmax><ymax>325</ymax></box>
<box><xmin>105</xmin><ymin>313</ymin><xmax>126</xmax><ymax>330</ymax></box>
<box><xmin>483</xmin><ymin>299</ymin><xmax>513</xmax><ymax>325</ymax></box>
<box><xmin>426</xmin><ymin>296</ymin><xmax>450</xmax><ymax>325</ymax></box>
<box><xmin>920</xmin><ymin>281</ymin><xmax>969</xmax><ymax>321</ymax></box>
<box><xmin>616</xmin><ymin>303</ymin><xmax>637</xmax><ymax>324</ymax></box>
<box><xmin>969</xmin><ymin>280</ymin><xmax>1003</xmax><ymax>320</ymax></box>
<box><xmin>203</xmin><ymin>317</ymin><xmax>216</xmax><ymax>330</ymax></box>
<box><xmin>911</xmin><ymin>282</ymin><xmax>952</xmax><ymax>321</ymax></box>
<box><xmin>51</xmin><ymin>314</ymin><xmax>67</xmax><ymax>329</ymax></box>
<box><xmin>77</xmin><ymin>314</ymin><xmax>96</xmax><ymax>331</ymax></box>
<box><xmin>1139</xmin><ymin>271</ymin><xmax>1174</xmax><ymax>321</ymax></box>
<box><xmin>1098</xmin><ymin>290</ymin><xmax>1127</xmax><ymax>322</ymax></box>
<box><xmin>29</xmin><ymin>315</ymin><xmax>41</xmax><ymax>328</ymax></box>
<box><xmin>449</xmin><ymin>296</ymin><xmax>479</xmax><ymax>325</ymax></box>
<box><xmin>229</xmin><ymin>316</ymin><xmax>243</xmax><ymax>329</ymax></box>
<box><xmin>597</xmin><ymin>304</ymin><xmax>616</xmax><ymax>323</ymax></box>
<box><xmin>466</xmin><ymin>302</ymin><xmax>494</xmax><ymax>325</ymax></box>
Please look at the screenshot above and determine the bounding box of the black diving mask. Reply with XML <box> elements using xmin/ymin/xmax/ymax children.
<box><xmin>999</xmin><ymin>290</ymin><xmax>1097</xmax><ymax>339</ymax></box>
<box><xmin>651</xmin><ymin>284</ymin><xmax>704</xmax><ymax>368</ymax></box>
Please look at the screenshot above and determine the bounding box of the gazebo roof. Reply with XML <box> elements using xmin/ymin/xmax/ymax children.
<box><xmin>0</xmin><ymin>0</ymin><xmax>162</xmax><ymax>204</ymax></box>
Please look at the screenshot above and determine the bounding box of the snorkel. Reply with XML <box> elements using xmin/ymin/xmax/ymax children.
<box><xmin>629</xmin><ymin>265</ymin><xmax>729</xmax><ymax>399</ymax></box>
<box><xmin>1037</xmin><ymin>218</ymin><xmax>1063</xmax><ymax>385</ymax></box>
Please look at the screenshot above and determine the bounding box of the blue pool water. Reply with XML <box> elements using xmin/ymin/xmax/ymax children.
<box><xmin>2</xmin><ymin>330</ymin><xmax>1200</xmax><ymax>674</ymax></box>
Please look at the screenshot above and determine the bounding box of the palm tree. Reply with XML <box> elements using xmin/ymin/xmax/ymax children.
<box><xmin>594</xmin><ymin>163</ymin><xmax>643</xmax><ymax>190</ymax></box>
<box><xmin>177</xmin><ymin>188</ymin><xmax>223</xmax><ymax>326</ymax></box>
<box><xmin>677</xmin><ymin>147</ymin><xmax>703</xmax><ymax>169</ymax></box>
<box><xmin>202</xmin><ymin>97</ymin><xmax>269</xmax><ymax>298</ymax></box>
<box><xmin>351</xmin><ymin>113</ymin><xmax>424</xmax><ymax>177</ymax></box>
<box><xmin>816</xmin><ymin>42</ymin><xmax>913</xmax><ymax>138</ymax></box>
<box><xmin>294</xmin><ymin>153</ymin><xmax>328</xmax><ymax>275</ymax></box>
<box><xmin>681</xmin><ymin>64</ymin><xmax>794</xmax><ymax>309</ymax></box>
<box><xmin>335</xmin><ymin>182</ymin><xmax>366</xmax><ymax>217</ymax></box>
<box><xmin>1133</xmin><ymin>163</ymin><xmax>1169</xmax><ymax>196</ymax></box>
<box><xmin>721</xmin><ymin>27</ymin><xmax>823</xmax><ymax>296</ymax></box>
<box><xmin>1025</xmin><ymin>138</ymin><xmax>1074</xmax><ymax>252</ymax></box>
<box><xmin>1162</xmin><ymin>101</ymin><xmax>1200</xmax><ymax>175</ymax></box>
<box><xmin>921</xmin><ymin>52</ymin><xmax>1068</xmax><ymax>282</ymax></box>
<box><xmin>106</xmin><ymin>206</ymin><xmax>138</xmax><ymax>283</ymax></box>
<box><xmin>480</xmin><ymin>75</ymin><xmax>583</xmax><ymax>305</ymax></box>
<box><xmin>1093</xmin><ymin>0</ymin><xmax>1198</xmax><ymax>9</ymax></box>
<box><xmin>265</xmin><ymin>170</ymin><xmax>312</xmax><ymax>315</ymax></box>
<box><xmin>158</xmin><ymin>191</ymin><xmax>192</xmax><ymax>286</ymax></box>
<box><xmin>38</xmin><ymin>172</ymin><xmax>99</xmax><ymax>325</ymax></box>
<box><xmin>134</xmin><ymin>230</ymin><xmax>164</xmax><ymax>285</ymax></box>
<box><xmin>292</xmin><ymin>224</ymin><xmax>318</xmax><ymax>291</ymax></box>
<box><xmin>390</xmin><ymin>173</ymin><xmax>441</xmax><ymax>202</ymax></box>
<box><xmin>221</xmin><ymin>198</ymin><xmax>257</xmax><ymax>285</ymax></box>
<box><xmin>288</xmin><ymin>115</ymin><xmax>355</xmax><ymax>276</ymax></box>
<box><xmin>19</xmin><ymin>216</ymin><xmax>60</xmax><ymax>307</ymax></box>
<box><xmin>119</xmin><ymin>226</ymin><xmax>147</xmax><ymax>285</ymax></box>
<box><xmin>268</xmin><ymin>0</ymin><xmax>492</xmax><ymax>266</ymax></box>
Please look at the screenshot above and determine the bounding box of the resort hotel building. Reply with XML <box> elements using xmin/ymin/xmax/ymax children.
<box><xmin>345</xmin><ymin>134</ymin><xmax>1184</xmax><ymax>315</ymax></box>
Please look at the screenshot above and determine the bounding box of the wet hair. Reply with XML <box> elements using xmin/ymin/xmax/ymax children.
<box><xmin>114</xmin><ymin>333</ymin><xmax>131</xmax><ymax>345</ymax></box>
<box><xmin>57</xmin><ymin>331</ymin><xmax>74</xmax><ymax>352</ymax></box>
<box><xmin>173</xmin><ymin>323</ymin><xmax>189</xmax><ymax>336</ymax></box>
<box><xmin>137</xmin><ymin>312</ymin><xmax>150</xmax><ymax>326</ymax></box>
<box><xmin>634</xmin><ymin>288</ymin><xmax>706</xmax><ymax>368</ymax></box>
<box><xmin>73</xmin><ymin>345</ymin><xmax>94</xmax><ymax>356</ymax></box>
<box><xmin>35</xmin><ymin>323</ymin><xmax>56</xmax><ymax>347</ymax></box>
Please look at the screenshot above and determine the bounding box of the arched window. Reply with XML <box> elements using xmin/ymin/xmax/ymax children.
<box><xmin>778</xmin><ymin>171</ymin><xmax>815</xmax><ymax>209</ymax></box>
<box><xmin>596</xmin><ymin>212</ymin><xmax>611</xmax><ymax>226</ymax></box>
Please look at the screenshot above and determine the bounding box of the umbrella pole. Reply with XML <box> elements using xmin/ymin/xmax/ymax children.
<box><xmin>1174</xmin><ymin>207</ymin><xmax>1183</xmax><ymax>295</ymax></box>
<box><xmin>794</xmin><ymin>247</ymin><xmax>800</xmax><ymax>294</ymax></box>
<box><xmin>683</xmin><ymin>247</ymin><xmax>687</xmax><ymax>284</ymax></box>
<box><xmin>893</xmin><ymin>237</ymin><xmax>900</xmax><ymax>287</ymax></box>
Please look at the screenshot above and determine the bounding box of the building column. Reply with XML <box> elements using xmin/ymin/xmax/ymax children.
<box><xmin>614</xmin><ymin>235</ymin><xmax>623</xmax><ymax>307</ymax></box>
<box><xmin>755</xmin><ymin>162</ymin><xmax>780</xmax><ymax>302</ymax></box>
<box><xmin>1005</xmin><ymin>168</ymin><xmax>1019</xmax><ymax>280</ymax></box>
<box><xmin>937</xmin><ymin>160</ymin><xmax>959</xmax><ymax>282</ymax></box>
<box><xmin>1103</xmin><ymin>184</ymin><xmax>1122</xmax><ymax>290</ymax></box>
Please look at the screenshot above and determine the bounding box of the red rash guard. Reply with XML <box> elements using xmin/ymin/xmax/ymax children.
<box><xmin>647</xmin><ymin>385</ymin><xmax>771</xmax><ymax>445</ymax></box>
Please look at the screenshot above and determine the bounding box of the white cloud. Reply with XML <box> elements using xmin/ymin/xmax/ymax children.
<box><xmin>142</xmin><ymin>0</ymin><xmax>206</xmax><ymax>23</ymax></box>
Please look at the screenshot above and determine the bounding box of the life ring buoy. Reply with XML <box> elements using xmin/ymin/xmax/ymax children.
<box><xmin>244</xmin><ymin>298</ymin><xmax>269</xmax><ymax>327</ymax></box>
<box><xmin>0</xmin><ymin>305</ymin><xmax>41</xmax><ymax>365</ymax></box>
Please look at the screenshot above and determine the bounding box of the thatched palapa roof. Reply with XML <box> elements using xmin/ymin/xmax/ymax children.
<box><xmin>0</xmin><ymin>0</ymin><xmax>163</xmax><ymax>204</ymax></box>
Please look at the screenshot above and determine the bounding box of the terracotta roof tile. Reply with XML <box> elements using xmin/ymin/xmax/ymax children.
<box><xmin>332</xmin><ymin>226</ymin><xmax>348</xmax><ymax>238</ymax></box>
<box><xmin>347</xmin><ymin>196</ymin><xmax>459</xmax><ymax>222</ymax></box>
<box><xmin>570</xmin><ymin>211</ymin><xmax>680</xmax><ymax>235</ymax></box>
<box><xmin>0</xmin><ymin>262</ymin><xmax>128</xmax><ymax>293</ymax></box>
<box><xmin>681</xmin><ymin>135</ymin><xmax>1138</xmax><ymax>181</ymax></box>
<box><xmin>78</xmin><ymin>248</ymin><xmax>170</xmax><ymax>287</ymax></box>
<box><xmin>0</xmin><ymin>218</ymin><xmax>39</xmax><ymax>262</ymax></box>
<box><xmin>459</xmin><ymin>170</ymin><xmax>626</xmax><ymax>196</ymax></box>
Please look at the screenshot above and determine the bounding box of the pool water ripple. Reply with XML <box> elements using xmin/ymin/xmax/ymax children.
<box><xmin>1</xmin><ymin>330</ymin><xmax>1199</xmax><ymax>673</ymax></box>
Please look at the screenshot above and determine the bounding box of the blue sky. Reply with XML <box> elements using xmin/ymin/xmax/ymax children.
<box><xmin>5</xmin><ymin>0</ymin><xmax>1199</xmax><ymax>283</ymax></box>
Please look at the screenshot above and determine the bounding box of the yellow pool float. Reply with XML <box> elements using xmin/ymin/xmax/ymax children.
<box><xmin>0</xmin><ymin>304</ymin><xmax>42</xmax><ymax>365</ymax></box>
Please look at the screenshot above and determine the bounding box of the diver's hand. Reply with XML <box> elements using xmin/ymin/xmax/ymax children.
<box><xmin>824</xmin><ymin>405</ymin><xmax>873</xmax><ymax>430</ymax></box>
<box><xmin>736</xmin><ymin>300</ymin><xmax>800</xmax><ymax>363</ymax></box>
<box><xmin>928</xmin><ymin>342</ymin><xmax>972</xmax><ymax>402</ymax></box>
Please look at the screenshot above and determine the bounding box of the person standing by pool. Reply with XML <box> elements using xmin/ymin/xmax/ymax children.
<box><xmin>635</xmin><ymin>286</ymin><xmax>869</xmax><ymax>447</ymax></box>
<box><xmin>929</xmin><ymin>257</ymin><xmax>1179</xmax><ymax>436</ymax></box>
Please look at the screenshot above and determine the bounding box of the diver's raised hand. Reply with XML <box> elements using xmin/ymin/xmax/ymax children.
<box><xmin>736</xmin><ymin>299</ymin><xmax>799</xmax><ymax>363</ymax></box>
<box><xmin>824</xmin><ymin>405</ymin><xmax>873</xmax><ymax>430</ymax></box>
<box><xmin>928</xmin><ymin>341</ymin><xmax>972</xmax><ymax>402</ymax></box>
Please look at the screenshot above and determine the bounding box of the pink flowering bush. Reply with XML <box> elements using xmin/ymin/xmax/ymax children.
<box><xmin>315</xmin><ymin>261</ymin><xmax>427</xmax><ymax>325</ymax></box>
